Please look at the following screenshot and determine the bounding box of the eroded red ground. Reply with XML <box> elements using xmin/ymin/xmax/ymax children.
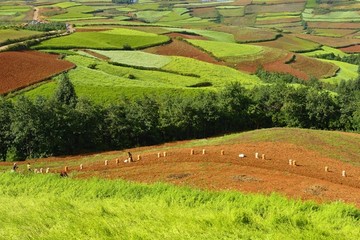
<box><xmin>0</xmin><ymin>51</ymin><xmax>75</xmax><ymax>94</ymax></box>
<box><xmin>3</xmin><ymin>141</ymin><xmax>360</xmax><ymax>208</ymax></box>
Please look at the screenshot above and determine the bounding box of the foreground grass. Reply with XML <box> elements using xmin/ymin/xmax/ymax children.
<box><xmin>0</xmin><ymin>173</ymin><xmax>359</xmax><ymax>239</ymax></box>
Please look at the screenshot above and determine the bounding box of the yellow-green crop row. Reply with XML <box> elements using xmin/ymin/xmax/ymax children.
<box><xmin>33</xmin><ymin>28</ymin><xmax>170</xmax><ymax>50</ymax></box>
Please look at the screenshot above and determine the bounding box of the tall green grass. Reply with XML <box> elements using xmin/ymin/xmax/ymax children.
<box><xmin>0</xmin><ymin>173</ymin><xmax>359</xmax><ymax>239</ymax></box>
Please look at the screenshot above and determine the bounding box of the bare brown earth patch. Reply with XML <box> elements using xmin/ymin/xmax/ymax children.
<box><xmin>145</xmin><ymin>38</ymin><xmax>225</xmax><ymax>66</ymax></box>
<box><xmin>0</xmin><ymin>51</ymin><xmax>75</xmax><ymax>94</ymax></box>
<box><xmin>339</xmin><ymin>45</ymin><xmax>360</xmax><ymax>53</ymax></box>
<box><xmin>3</xmin><ymin>140</ymin><xmax>360</xmax><ymax>208</ymax></box>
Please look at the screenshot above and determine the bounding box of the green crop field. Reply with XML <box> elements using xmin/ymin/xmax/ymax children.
<box><xmin>166</xmin><ymin>27</ymin><xmax>235</xmax><ymax>42</ymax></box>
<box><xmin>320</xmin><ymin>60</ymin><xmax>359</xmax><ymax>84</ymax></box>
<box><xmin>0</xmin><ymin>168</ymin><xmax>359</xmax><ymax>239</ymax></box>
<box><xmin>216</xmin><ymin>6</ymin><xmax>245</xmax><ymax>17</ymax></box>
<box><xmin>0</xmin><ymin>5</ymin><xmax>31</xmax><ymax>21</ymax></box>
<box><xmin>91</xmin><ymin>50</ymin><xmax>172</xmax><ymax>68</ymax></box>
<box><xmin>0</xmin><ymin>29</ymin><xmax>43</xmax><ymax>44</ymax></box>
<box><xmin>50</xmin><ymin>2</ymin><xmax>81</xmax><ymax>9</ymax></box>
<box><xmin>135</xmin><ymin>10</ymin><xmax>171</xmax><ymax>23</ymax></box>
<box><xmin>187</xmin><ymin>39</ymin><xmax>264</xmax><ymax>60</ymax></box>
<box><xmin>21</xmin><ymin>53</ymin><xmax>261</xmax><ymax>103</ymax></box>
<box><xmin>303</xmin><ymin>9</ymin><xmax>360</xmax><ymax>22</ymax></box>
<box><xmin>33</xmin><ymin>28</ymin><xmax>170</xmax><ymax>50</ymax></box>
<box><xmin>302</xmin><ymin>46</ymin><xmax>349</xmax><ymax>58</ymax></box>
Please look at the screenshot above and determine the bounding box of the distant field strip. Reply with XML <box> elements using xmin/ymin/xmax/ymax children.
<box><xmin>0</xmin><ymin>29</ymin><xmax>44</xmax><ymax>45</ymax></box>
<box><xmin>91</xmin><ymin>50</ymin><xmax>172</xmax><ymax>68</ymax></box>
<box><xmin>303</xmin><ymin>9</ymin><xmax>360</xmax><ymax>22</ymax></box>
<box><xmin>320</xmin><ymin>60</ymin><xmax>359</xmax><ymax>84</ymax></box>
<box><xmin>166</xmin><ymin>27</ymin><xmax>235</xmax><ymax>42</ymax></box>
<box><xmin>187</xmin><ymin>39</ymin><xmax>264</xmax><ymax>60</ymax></box>
<box><xmin>33</xmin><ymin>28</ymin><xmax>170</xmax><ymax>50</ymax></box>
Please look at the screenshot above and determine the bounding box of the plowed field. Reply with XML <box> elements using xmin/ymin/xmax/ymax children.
<box><xmin>145</xmin><ymin>38</ymin><xmax>225</xmax><ymax>66</ymax></box>
<box><xmin>0</xmin><ymin>51</ymin><xmax>75</xmax><ymax>94</ymax></box>
<box><xmin>339</xmin><ymin>45</ymin><xmax>360</xmax><ymax>53</ymax></box>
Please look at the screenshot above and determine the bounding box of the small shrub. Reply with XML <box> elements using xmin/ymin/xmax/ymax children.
<box><xmin>187</xmin><ymin>82</ymin><xmax>213</xmax><ymax>88</ymax></box>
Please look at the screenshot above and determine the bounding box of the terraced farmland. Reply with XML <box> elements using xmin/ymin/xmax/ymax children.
<box><xmin>0</xmin><ymin>51</ymin><xmax>75</xmax><ymax>94</ymax></box>
<box><xmin>33</xmin><ymin>28</ymin><xmax>170</xmax><ymax>50</ymax></box>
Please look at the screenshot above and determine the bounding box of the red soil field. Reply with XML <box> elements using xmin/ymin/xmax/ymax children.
<box><xmin>295</xmin><ymin>34</ymin><xmax>360</xmax><ymax>48</ymax></box>
<box><xmin>191</xmin><ymin>7</ymin><xmax>217</xmax><ymax>19</ymax></box>
<box><xmin>289</xmin><ymin>54</ymin><xmax>339</xmax><ymax>79</ymax></box>
<box><xmin>0</xmin><ymin>51</ymin><xmax>75</xmax><ymax>94</ymax></box>
<box><xmin>145</xmin><ymin>38</ymin><xmax>226</xmax><ymax>66</ymax></box>
<box><xmin>211</xmin><ymin>26</ymin><xmax>279</xmax><ymax>42</ymax></box>
<box><xmin>308</xmin><ymin>22</ymin><xmax>360</xmax><ymax>29</ymax></box>
<box><xmin>256</xmin><ymin>17</ymin><xmax>301</xmax><ymax>25</ymax></box>
<box><xmin>81</xmin><ymin>49</ymin><xmax>110</xmax><ymax>60</ymax></box>
<box><xmin>264</xmin><ymin>53</ymin><xmax>310</xmax><ymax>80</ymax></box>
<box><xmin>339</xmin><ymin>45</ymin><xmax>360</xmax><ymax>53</ymax></box>
<box><xmin>5</xmin><ymin>141</ymin><xmax>360</xmax><ymax>208</ymax></box>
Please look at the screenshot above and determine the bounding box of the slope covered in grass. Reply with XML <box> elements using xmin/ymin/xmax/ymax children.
<box><xmin>178</xmin><ymin>128</ymin><xmax>360</xmax><ymax>166</ymax></box>
<box><xmin>0</xmin><ymin>173</ymin><xmax>359</xmax><ymax>239</ymax></box>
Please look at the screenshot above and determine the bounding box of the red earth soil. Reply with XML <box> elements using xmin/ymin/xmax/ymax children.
<box><xmin>81</xmin><ymin>49</ymin><xmax>110</xmax><ymax>60</ymax></box>
<box><xmin>308</xmin><ymin>22</ymin><xmax>360</xmax><ymax>30</ymax></box>
<box><xmin>145</xmin><ymin>38</ymin><xmax>226</xmax><ymax>66</ymax></box>
<box><xmin>339</xmin><ymin>45</ymin><xmax>360</xmax><ymax>53</ymax></box>
<box><xmin>295</xmin><ymin>33</ymin><xmax>360</xmax><ymax>48</ymax></box>
<box><xmin>4</xmin><ymin>141</ymin><xmax>360</xmax><ymax>208</ymax></box>
<box><xmin>0</xmin><ymin>51</ymin><xmax>75</xmax><ymax>94</ymax></box>
<box><xmin>264</xmin><ymin>53</ymin><xmax>310</xmax><ymax>80</ymax></box>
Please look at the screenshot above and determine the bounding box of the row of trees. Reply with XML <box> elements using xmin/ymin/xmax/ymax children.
<box><xmin>1</xmin><ymin>74</ymin><xmax>359</xmax><ymax>161</ymax></box>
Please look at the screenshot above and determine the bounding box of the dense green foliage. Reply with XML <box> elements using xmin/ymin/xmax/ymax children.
<box><xmin>24</xmin><ymin>22</ymin><xmax>66</xmax><ymax>32</ymax></box>
<box><xmin>1</xmin><ymin>75</ymin><xmax>360</xmax><ymax>161</ymax></box>
<box><xmin>0</xmin><ymin>173</ymin><xmax>359</xmax><ymax>239</ymax></box>
<box><xmin>315</xmin><ymin>53</ymin><xmax>360</xmax><ymax>67</ymax></box>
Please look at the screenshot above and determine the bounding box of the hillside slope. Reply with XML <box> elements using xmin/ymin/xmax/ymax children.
<box><xmin>2</xmin><ymin>128</ymin><xmax>360</xmax><ymax>207</ymax></box>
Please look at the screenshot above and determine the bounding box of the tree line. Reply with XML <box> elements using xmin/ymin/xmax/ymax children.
<box><xmin>1</xmin><ymin>74</ymin><xmax>359</xmax><ymax>161</ymax></box>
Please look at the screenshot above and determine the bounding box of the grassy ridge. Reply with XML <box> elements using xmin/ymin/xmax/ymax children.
<box><xmin>33</xmin><ymin>28</ymin><xmax>170</xmax><ymax>50</ymax></box>
<box><xmin>0</xmin><ymin>173</ymin><xmax>359</xmax><ymax>239</ymax></box>
<box><xmin>177</xmin><ymin>128</ymin><xmax>360</xmax><ymax>166</ymax></box>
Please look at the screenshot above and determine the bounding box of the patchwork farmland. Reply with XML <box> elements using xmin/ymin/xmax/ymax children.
<box><xmin>0</xmin><ymin>0</ymin><xmax>360</xmax><ymax>238</ymax></box>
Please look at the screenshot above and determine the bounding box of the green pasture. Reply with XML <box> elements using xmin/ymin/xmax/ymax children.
<box><xmin>312</xmin><ymin>29</ymin><xmax>357</xmax><ymax>38</ymax></box>
<box><xmin>302</xmin><ymin>46</ymin><xmax>348</xmax><ymax>58</ymax></box>
<box><xmin>33</xmin><ymin>28</ymin><xmax>170</xmax><ymax>50</ymax></box>
<box><xmin>216</xmin><ymin>6</ymin><xmax>245</xmax><ymax>17</ymax></box>
<box><xmin>166</xmin><ymin>27</ymin><xmax>235</xmax><ymax>42</ymax></box>
<box><xmin>0</xmin><ymin>5</ymin><xmax>31</xmax><ymax>21</ymax></box>
<box><xmin>253</xmin><ymin>35</ymin><xmax>321</xmax><ymax>53</ymax></box>
<box><xmin>0</xmin><ymin>171</ymin><xmax>359</xmax><ymax>239</ymax></box>
<box><xmin>303</xmin><ymin>9</ymin><xmax>360</xmax><ymax>22</ymax></box>
<box><xmin>135</xmin><ymin>10</ymin><xmax>171</xmax><ymax>23</ymax></box>
<box><xmin>183</xmin><ymin>128</ymin><xmax>360</xmax><ymax>165</ymax></box>
<box><xmin>320</xmin><ymin>60</ymin><xmax>359</xmax><ymax>84</ymax></box>
<box><xmin>0</xmin><ymin>29</ymin><xmax>43</xmax><ymax>44</ymax></box>
<box><xmin>49</xmin><ymin>5</ymin><xmax>96</xmax><ymax>21</ymax></box>
<box><xmin>91</xmin><ymin>50</ymin><xmax>172</xmax><ymax>68</ymax></box>
<box><xmin>257</xmin><ymin>12</ymin><xmax>302</xmax><ymax>18</ymax></box>
<box><xmin>128</xmin><ymin>2</ymin><xmax>160</xmax><ymax>11</ymax></box>
<box><xmin>305</xmin><ymin>0</ymin><xmax>318</xmax><ymax>8</ymax></box>
<box><xmin>21</xmin><ymin>53</ymin><xmax>260</xmax><ymax>104</ymax></box>
<box><xmin>50</xmin><ymin>2</ymin><xmax>81</xmax><ymax>9</ymax></box>
<box><xmin>162</xmin><ymin>56</ymin><xmax>261</xmax><ymax>86</ymax></box>
<box><xmin>187</xmin><ymin>39</ymin><xmax>264</xmax><ymax>60</ymax></box>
